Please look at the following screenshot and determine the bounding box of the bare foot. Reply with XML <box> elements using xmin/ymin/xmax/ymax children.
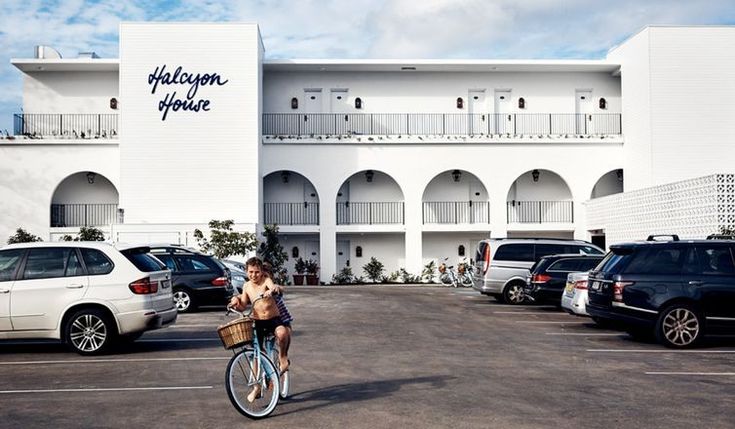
<box><xmin>279</xmin><ymin>358</ymin><xmax>290</xmax><ymax>373</ymax></box>
<box><xmin>247</xmin><ymin>385</ymin><xmax>261</xmax><ymax>402</ymax></box>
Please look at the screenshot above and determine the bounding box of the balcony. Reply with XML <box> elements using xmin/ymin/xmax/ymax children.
<box><xmin>423</xmin><ymin>201</ymin><xmax>490</xmax><ymax>224</ymax></box>
<box><xmin>263</xmin><ymin>113</ymin><xmax>621</xmax><ymax>138</ymax></box>
<box><xmin>507</xmin><ymin>201</ymin><xmax>574</xmax><ymax>223</ymax></box>
<box><xmin>51</xmin><ymin>203</ymin><xmax>121</xmax><ymax>227</ymax></box>
<box><xmin>13</xmin><ymin>113</ymin><xmax>119</xmax><ymax>139</ymax></box>
<box><xmin>264</xmin><ymin>202</ymin><xmax>319</xmax><ymax>225</ymax></box>
<box><xmin>336</xmin><ymin>202</ymin><xmax>404</xmax><ymax>225</ymax></box>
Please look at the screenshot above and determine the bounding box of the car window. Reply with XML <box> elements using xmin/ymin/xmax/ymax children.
<box><xmin>696</xmin><ymin>245</ymin><xmax>735</xmax><ymax>275</ymax></box>
<box><xmin>576</xmin><ymin>245</ymin><xmax>604</xmax><ymax>255</ymax></box>
<box><xmin>577</xmin><ymin>258</ymin><xmax>602</xmax><ymax>271</ymax></box>
<box><xmin>475</xmin><ymin>242</ymin><xmax>489</xmax><ymax>263</ymax></box>
<box><xmin>155</xmin><ymin>254</ymin><xmax>178</xmax><ymax>272</ymax></box>
<box><xmin>494</xmin><ymin>244</ymin><xmax>534</xmax><ymax>262</ymax></box>
<box><xmin>23</xmin><ymin>248</ymin><xmax>69</xmax><ymax>280</ymax></box>
<box><xmin>121</xmin><ymin>248</ymin><xmax>167</xmax><ymax>272</ymax></box>
<box><xmin>595</xmin><ymin>248</ymin><xmax>633</xmax><ymax>274</ymax></box>
<box><xmin>547</xmin><ymin>259</ymin><xmax>581</xmax><ymax>272</ymax></box>
<box><xmin>536</xmin><ymin>244</ymin><xmax>569</xmax><ymax>259</ymax></box>
<box><xmin>65</xmin><ymin>250</ymin><xmax>84</xmax><ymax>277</ymax></box>
<box><xmin>80</xmin><ymin>248</ymin><xmax>114</xmax><ymax>275</ymax></box>
<box><xmin>0</xmin><ymin>249</ymin><xmax>25</xmax><ymax>282</ymax></box>
<box><xmin>624</xmin><ymin>247</ymin><xmax>684</xmax><ymax>275</ymax></box>
<box><xmin>175</xmin><ymin>255</ymin><xmax>217</xmax><ymax>273</ymax></box>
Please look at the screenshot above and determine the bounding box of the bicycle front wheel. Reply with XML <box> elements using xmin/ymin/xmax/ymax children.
<box><xmin>270</xmin><ymin>348</ymin><xmax>290</xmax><ymax>399</ymax></box>
<box><xmin>439</xmin><ymin>273</ymin><xmax>452</xmax><ymax>285</ymax></box>
<box><xmin>226</xmin><ymin>349</ymin><xmax>280</xmax><ymax>419</ymax></box>
<box><xmin>460</xmin><ymin>273</ymin><xmax>474</xmax><ymax>287</ymax></box>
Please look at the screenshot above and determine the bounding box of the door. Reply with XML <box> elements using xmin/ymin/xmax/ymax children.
<box><xmin>575</xmin><ymin>90</ymin><xmax>593</xmax><ymax>134</ymax></box>
<box><xmin>0</xmin><ymin>249</ymin><xmax>24</xmax><ymax>331</ymax></box>
<box><xmin>693</xmin><ymin>244</ymin><xmax>735</xmax><ymax>328</ymax></box>
<box><xmin>337</xmin><ymin>240</ymin><xmax>350</xmax><ymax>270</ymax></box>
<box><xmin>304</xmin><ymin>241</ymin><xmax>320</xmax><ymax>265</ymax></box>
<box><xmin>330</xmin><ymin>89</ymin><xmax>350</xmax><ymax>134</ymax></box>
<box><xmin>468</xmin><ymin>90</ymin><xmax>486</xmax><ymax>135</ymax></box>
<box><xmin>468</xmin><ymin>179</ymin><xmax>487</xmax><ymax>223</ymax></box>
<box><xmin>11</xmin><ymin>247</ymin><xmax>88</xmax><ymax>331</ymax></box>
<box><xmin>494</xmin><ymin>90</ymin><xmax>512</xmax><ymax>134</ymax></box>
<box><xmin>303</xmin><ymin>89</ymin><xmax>323</xmax><ymax>134</ymax></box>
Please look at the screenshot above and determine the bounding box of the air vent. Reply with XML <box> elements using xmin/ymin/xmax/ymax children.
<box><xmin>401</xmin><ymin>66</ymin><xmax>416</xmax><ymax>71</ymax></box>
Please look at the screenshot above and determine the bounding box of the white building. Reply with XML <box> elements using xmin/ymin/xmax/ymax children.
<box><xmin>1</xmin><ymin>23</ymin><xmax>734</xmax><ymax>282</ymax></box>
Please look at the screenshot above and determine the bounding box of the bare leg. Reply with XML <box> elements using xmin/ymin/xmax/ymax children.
<box><xmin>275</xmin><ymin>325</ymin><xmax>291</xmax><ymax>372</ymax></box>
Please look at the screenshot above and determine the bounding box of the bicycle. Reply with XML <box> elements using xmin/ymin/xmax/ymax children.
<box><xmin>218</xmin><ymin>301</ymin><xmax>290</xmax><ymax>419</ymax></box>
<box><xmin>438</xmin><ymin>257</ymin><xmax>474</xmax><ymax>288</ymax></box>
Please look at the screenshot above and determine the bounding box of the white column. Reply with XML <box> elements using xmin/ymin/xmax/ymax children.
<box><xmin>404</xmin><ymin>193</ymin><xmax>423</xmax><ymax>276</ymax></box>
<box><xmin>489</xmin><ymin>188</ymin><xmax>508</xmax><ymax>238</ymax></box>
<box><xmin>319</xmin><ymin>226</ymin><xmax>336</xmax><ymax>282</ymax></box>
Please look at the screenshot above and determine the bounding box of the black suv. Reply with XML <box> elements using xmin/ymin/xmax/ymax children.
<box><xmin>150</xmin><ymin>246</ymin><xmax>234</xmax><ymax>313</ymax></box>
<box><xmin>525</xmin><ymin>254</ymin><xmax>604</xmax><ymax>304</ymax></box>
<box><xmin>586</xmin><ymin>235</ymin><xmax>735</xmax><ymax>348</ymax></box>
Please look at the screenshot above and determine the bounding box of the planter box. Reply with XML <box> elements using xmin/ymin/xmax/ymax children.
<box><xmin>305</xmin><ymin>274</ymin><xmax>319</xmax><ymax>285</ymax></box>
<box><xmin>292</xmin><ymin>274</ymin><xmax>305</xmax><ymax>286</ymax></box>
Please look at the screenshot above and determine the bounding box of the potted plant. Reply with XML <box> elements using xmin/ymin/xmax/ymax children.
<box><xmin>305</xmin><ymin>259</ymin><xmax>319</xmax><ymax>285</ymax></box>
<box><xmin>292</xmin><ymin>257</ymin><xmax>306</xmax><ymax>285</ymax></box>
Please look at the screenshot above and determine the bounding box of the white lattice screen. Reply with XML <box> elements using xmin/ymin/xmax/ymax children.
<box><xmin>585</xmin><ymin>174</ymin><xmax>735</xmax><ymax>246</ymax></box>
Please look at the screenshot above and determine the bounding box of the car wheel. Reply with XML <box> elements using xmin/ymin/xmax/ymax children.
<box><xmin>64</xmin><ymin>309</ymin><xmax>115</xmax><ymax>356</ymax></box>
<box><xmin>503</xmin><ymin>282</ymin><xmax>526</xmax><ymax>305</ymax></box>
<box><xmin>173</xmin><ymin>288</ymin><xmax>195</xmax><ymax>313</ymax></box>
<box><xmin>655</xmin><ymin>304</ymin><xmax>703</xmax><ymax>348</ymax></box>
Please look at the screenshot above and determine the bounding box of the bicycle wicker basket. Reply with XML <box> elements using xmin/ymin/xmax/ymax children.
<box><xmin>217</xmin><ymin>317</ymin><xmax>254</xmax><ymax>350</ymax></box>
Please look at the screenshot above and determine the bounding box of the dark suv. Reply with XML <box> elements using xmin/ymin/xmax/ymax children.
<box><xmin>525</xmin><ymin>254</ymin><xmax>604</xmax><ymax>304</ymax></box>
<box><xmin>150</xmin><ymin>246</ymin><xmax>234</xmax><ymax>313</ymax></box>
<box><xmin>586</xmin><ymin>235</ymin><xmax>735</xmax><ymax>348</ymax></box>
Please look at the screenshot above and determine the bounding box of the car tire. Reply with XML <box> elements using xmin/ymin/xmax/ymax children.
<box><xmin>64</xmin><ymin>308</ymin><xmax>116</xmax><ymax>356</ymax></box>
<box><xmin>502</xmin><ymin>282</ymin><xmax>526</xmax><ymax>305</ymax></box>
<box><xmin>173</xmin><ymin>288</ymin><xmax>195</xmax><ymax>313</ymax></box>
<box><xmin>655</xmin><ymin>304</ymin><xmax>703</xmax><ymax>348</ymax></box>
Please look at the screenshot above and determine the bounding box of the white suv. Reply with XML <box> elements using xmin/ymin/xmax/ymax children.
<box><xmin>0</xmin><ymin>242</ymin><xmax>177</xmax><ymax>355</ymax></box>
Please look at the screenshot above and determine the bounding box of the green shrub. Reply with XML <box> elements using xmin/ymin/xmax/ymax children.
<box><xmin>363</xmin><ymin>257</ymin><xmax>385</xmax><ymax>283</ymax></box>
<box><xmin>331</xmin><ymin>267</ymin><xmax>355</xmax><ymax>284</ymax></box>
<box><xmin>7</xmin><ymin>228</ymin><xmax>42</xmax><ymax>244</ymax></box>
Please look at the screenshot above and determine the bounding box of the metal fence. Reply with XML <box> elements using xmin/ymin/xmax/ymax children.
<box><xmin>506</xmin><ymin>201</ymin><xmax>574</xmax><ymax>223</ymax></box>
<box><xmin>14</xmin><ymin>114</ymin><xmax>119</xmax><ymax>139</ymax></box>
<box><xmin>423</xmin><ymin>201</ymin><xmax>490</xmax><ymax>224</ymax></box>
<box><xmin>263</xmin><ymin>202</ymin><xmax>319</xmax><ymax>225</ymax></box>
<box><xmin>50</xmin><ymin>203</ymin><xmax>120</xmax><ymax>227</ymax></box>
<box><xmin>336</xmin><ymin>202</ymin><xmax>404</xmax><ymax>225</ymax></box>
<box><xmin>263</xmin><ymin>113</ymin><xmax>622</xmax><ymax>136</ymax></box>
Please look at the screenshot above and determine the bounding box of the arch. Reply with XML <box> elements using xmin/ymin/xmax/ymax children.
<box><xmin>50</xmin><ymin>171</ymin><xmax>120</xmax><ymax>227</ymax></box>
<box><xmin>421</xmin><ymin>169</ymin><xmax>490</xmax><ymax>224</ymax></box>
<box><xmin>590</xmin><ymin>169</ymin><xmax>624</xmax><ymax>199</ymax></box>
<box><xmin>506</xmin><ymin>168</ymin><xmax>572</xmax><ymax>201</ymax></box>
<box><xmin>335</xmin><ymin>169</ymin><xmax>405</xmax><ymax>202</ymax></box>
<box><xmin>335</xmin><ymin>170</ymin><xmax>405</xmax><ymax>225</ymax></box>
<box><xmin>506</xmin><ymin>169</ymin><xmax>573</xmax><ymax>223</ymax></box>
<box><xmin>262</xmin><ymin>170</ymin><xmax>320</xmax><ymax>225</ymax></box>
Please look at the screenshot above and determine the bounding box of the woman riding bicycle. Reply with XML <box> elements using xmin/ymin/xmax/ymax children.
<box><xmin>228</xmin><ymin>257</ymin><xmax>291</xmax><ymax>401</ymax></box>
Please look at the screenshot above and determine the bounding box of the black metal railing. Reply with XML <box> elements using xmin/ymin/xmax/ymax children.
<box><xmin>506</xmin><ymin>201</ymin><xmax>574</xmax><ymax>223</ymax></box>
<box><xmin>13</xmin><ymin>114</ymin><xmax>119</xmax><ymax>139</ymax></box>
<box><xmin>263</xmin><ymin>113</ymin><xmax>622</xmax><ymax>137</ymax></box>
<box><xmin>264</xmin><ymin>202</ymin><xmax>319</xmax><ymax>225</ymax></box>
<box><xmin>423</xmin><ymin>201</ymin><xmax>490</xmax><ymax>224</ymax></box>
<box><xmin>336</xmin><ymin>202</ymin><xmax>404</xmax><ymax>225</ymax></box>
<box><xmin>51</xmin><ymin>203</ymin><xmax>120</xmax><ymax>227</ymax></box>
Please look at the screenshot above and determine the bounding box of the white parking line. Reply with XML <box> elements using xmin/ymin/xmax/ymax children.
<box><xmin>138</xmin><ymin>338</ymin><xmax>219</xmax><ymax>342</ymax></box>
<box><xmin>0</xmin><ymin>386</ymin><xmax>213</xmax><ymax>394</ymax></box>
<box><xmin>494</xmin><ymin>311</ymin><xmax>571</xmax><ymax>315</ymax></box>
<box><xmin>0</xmin><ymin>357</ymin><xmax>230</xmax><ymax>366</ymax></box>
<box><xmin>516</xmin><ymin>321</ymin><xmax>588</xmax><ymax>324</ymax></box>
<box><xmin>171</xmin><ymin>324</ymin><xmax>218</xmax><ymax>328</ymax></box>
<box><xmin>645</xmin><ymin>372</ymin><xmax>735</xmax><ymax>376</ymax></box>
<box><xmin>587</xmin><ymin>349</ymin><xmax>735</xmax><ymax>353</ymax></box>
<box><xmin>545</xmin><ymin>332</ymin><xmax>622</xmax><ymax>336</ymax></box>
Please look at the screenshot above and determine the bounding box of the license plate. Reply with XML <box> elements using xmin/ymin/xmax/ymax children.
<box><xmin>590</xmin><ymin>281</ymin><xmax>600</xmax><ymax>291</ymax></box>
<box><xmin>161</xmin><ymin>280</ymin><xmax>171</xmax><ymax>289</ymax></box>
<box><xmin>565</xmin><ymin>282</ymin><xmax>574</xmax><ymax>293</ymax></box>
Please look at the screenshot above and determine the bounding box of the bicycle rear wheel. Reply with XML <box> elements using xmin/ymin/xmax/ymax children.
<box><xmin>270</xmin><ymin>347</ymin><xmax>290</xmax><ymax>399</ymax></box>
<box><xmin>460</xmin><ymin>273</ymin><xmax>474</xmax><ymax>287</ymax></box>
<box><xmin>439</xmin><ymin>273</ymin><xmax>452</xmax><ymax>285</ymax></box>
<box><xmin>226</xmin><ymin>349</ymin><xmax>280</xmax><ymax>419</ymax></box>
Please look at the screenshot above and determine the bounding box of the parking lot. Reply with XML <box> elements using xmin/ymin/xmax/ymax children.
<box><xmin>1</xmin><ymin>285</ymin><xmax>734</xmax><ymax>429</ymax></box>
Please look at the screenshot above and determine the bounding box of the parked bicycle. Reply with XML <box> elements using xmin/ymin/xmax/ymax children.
<box><xmin>438</xmin><ymin>257</ymin><xmax>474</xmax><ymax>287</ymax></box>
<box><xmin>218</xmin><ymin>300</ymin><xmax>290</xmax><ymax>419</ymax></box>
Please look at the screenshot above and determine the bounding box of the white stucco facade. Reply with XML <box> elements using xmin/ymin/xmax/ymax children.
<box><xmin>2</xmin><ymin>24</ymin><xmax>733</xmax><ymax>282</ymax></box>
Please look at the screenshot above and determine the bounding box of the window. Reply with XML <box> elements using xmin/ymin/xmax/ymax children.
<box><xmin>577</xmin><ymin>258</ymin><xmax>602</xmax><ymax>271</ymax></box>
<box><xmin>23</xmin><ymin>248</ymin><xmax>68</xmax><ymax>280</ymax></box>
<box><xmin>122</xmin><ymin>248</ymin><xmax>166</xmax><ymax>272</ymax></box>
<box><xmin>494</xmin><ymin>244</ymin><xmax>534</xmax><ymax>262</ymax></box>
<box><xmin>624</xmin><ymin>247</ymin><xmax>684</xmax><ymax>275</ymax></box>
<box><xmin>536</xmin><ymin>244</ymin><xmax>569</xmax><ymax>259</ymax></box>
<box><xmin>577</xmin><ymin>245</ymin><xmax>605</xmax><ymax>255</ymax></box>
<box><xmin>155</xmin><ymin>254</ymin><xmax>178</xmax><ymax>272</ymax></box>
<box><xmin>696</xmin><ymin>245</ymin><xmax>735</xmax><ymax>275</ymax></box>
<box><xmin>175</xmin><ymin>255</ymin><xmax>217</xmax><ymax>273</ymax></box>
<box><xmin>65</xmin><ymin>251</ymin><xmax>84</xmax><ymax>277</ymax></box>
<box><xmin>0</xmin><ymin>249</ymin><xmax>24</xmax><ymax>282</ymax></box>
<box><xmin>547</xmin><ymin>259</ymin><xmax>581</xmax><ymax>272</ymax></box>
<box><xmin>81</xmin><ymin>248</ymin><xmax>114</xmax><ymax>275</ymax></box>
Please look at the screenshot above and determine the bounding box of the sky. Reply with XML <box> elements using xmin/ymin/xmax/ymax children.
<box><xmin>1</xmin><ymin>0</ymin><xmax>734</xmax><ymax>131</ymax></box>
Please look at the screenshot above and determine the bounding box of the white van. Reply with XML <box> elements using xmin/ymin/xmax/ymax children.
<box><xmin>472</xmin><ymin>238</ymin><xmax>604</xmax><ymax>304</ymax></box>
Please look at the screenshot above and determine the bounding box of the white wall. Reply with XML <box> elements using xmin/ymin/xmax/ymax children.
<box><xmin>119</xmin><ymin>23</ymin><xmax>262</xmax><ymax>224</ymax></box>
<box><xmin>422</xmin><ymin>231</ymin><xmax>489</xmax><ymax>266</ymax></box>
<box><xmin>338</xmin><ymin>233</ymin><xmax>405</xmax><ymax>275</ymax></box>
<box><xmin>23</xmin><ymin>71</ymin><xmax>118</xmax><ymax>113</ymax></box>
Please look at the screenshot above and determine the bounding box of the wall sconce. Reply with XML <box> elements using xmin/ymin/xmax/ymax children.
<box><xmin>365</xmin><ymin>170</ymin><xmax>374</xmax><ymax>182</ymax></box>
<box><xmin>531</xmin><ymin>169</ymin><xmax>540</xmax><ymax>182</ymax></box>
<box><xmin>518</xmin><ymin>97</ymin><xmax>525</xmax><ymax>109</ymax></box>
<box><xmin>355</xmin><ymin>97</ymin><xmax>362</xmax><ymax>109</ymax></box>
<box><xmin>456</xmin><ymin>97</ymin><xmax>464</xmax><ymax>109</ymax></box>
<box><xmin>355</xmin><ymin>246</ymin><xmax>363</xmax><ymax>257</ymax></box>
<box><xmin>451</xmin><ymin>169</ymin><xmax>462</xmax><ymax>182</ymax></box>
<box><xmin>458</xmin><ymin>245</ymin><xmax>465</xmax><ymax>257</ymax></box>
<box><xmin>616</xmin><ymin>169</ymin><xmax>623</xmax><ymax>182</ymax></box>
<box><xmin>291</xmin><ymin>97</ymin><xmax>298</xmax><ymax>109</ymax></box>
<box><xmin>86</xmin><ymin>172</ymin><xmax>96</xmax><ymax>184</ymax></box>
<box><xmin>109</xmin><ymin>98</ymin><xmax>118</xmax><ymax>110</ymax></box>
<box><xmin>292</xmin><ymin>246</ymin><xmax>299</xmax><ymax>258</ymax></box>
<box><xmin>599</xmin><ymin>97</ymin><xmax>607</xmax><ymax>109</ymax></box>
<box><xmin>281</xmin><ymin>171</ymin><xmax>291</xmax><ymax>183</ymax></box>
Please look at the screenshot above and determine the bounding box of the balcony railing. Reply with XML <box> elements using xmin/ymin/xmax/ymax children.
<box><xmin>336</xmin><ymin>202</ymin><xmax>404</xmax><ymax>225</ymax></box>
<box><xmin>51</xmin><ymin>203</ymin><xmax>120</xmax><ymax>227</ymax></box>
<box><xmin>507</xmin><ymin>201</ymin><xmax>574</xmax><ymax>223</ymax></box>
<box><xmin>423</xmin><ymin>201</ymin><xmax>490</xmax><ymax>224</ymax></box>
<box><xmin>264</xmin><ymin>202</ymin><xmax>319</xmax><ymax>225</ymax></box>
<box><xmin>13</xmin><ymin>114</ymin><xmax>119</xmax><ymax>139</ymax></box>
<box><xmin>263</xmin><ymin>113</ymin><xmax>622</xmax><ymax>137</ymax></box>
